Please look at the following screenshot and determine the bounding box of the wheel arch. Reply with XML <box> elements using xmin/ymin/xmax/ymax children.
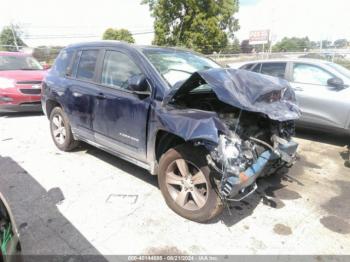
<box><xmin>154</xmin><ymin>129</ymin><xmax>215</xmax><ymax>163</ymax></box>
<box><xmin>155</xmin><ymin>130</ymin><xmax>185</xmax><ymax>162</ymax></box>
<box><xmin>46</xmin><ymin>99</ymin><xmax>62</xmax><ymax>119</ymax></box>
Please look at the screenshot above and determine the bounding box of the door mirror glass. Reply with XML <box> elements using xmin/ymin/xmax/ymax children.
<box><xmin>127</xmin><ymin>74</ymin><xmax>150</xmax><ymax>94</ymax></box>
<box><xmin>41</xmin><ymin>63</ymin><xmax>51</xmax><ymax>70</ymax></box>
<box><xmin>327</xmin><ymin>77</ymin><xmax>345</xmax><ymax>89</ymax></box>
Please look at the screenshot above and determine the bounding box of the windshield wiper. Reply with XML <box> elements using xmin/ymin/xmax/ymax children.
<box><xmin>20</xmin><ymin>68</ymin><xmax>40</xmax><ymax>70</ymax></box>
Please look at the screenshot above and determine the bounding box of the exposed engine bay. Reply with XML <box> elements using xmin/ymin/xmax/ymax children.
<box><xmin>162</xmin><ymin>68</ymin><xmax>300</xmax><ymax>202</ymax></box>
<box><xmin>177</xmin><ymin>92</ymin><xmax>298</xmax><ymax>201</ymax></box>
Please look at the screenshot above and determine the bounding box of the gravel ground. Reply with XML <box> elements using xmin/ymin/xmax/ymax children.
<box><xmin>0</xmin><ymin>112</ymin><xmax>349</xmax><ymax>256</ymax></box>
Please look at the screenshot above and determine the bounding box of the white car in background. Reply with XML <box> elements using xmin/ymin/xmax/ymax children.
<box><xmin>229</xmin><ymin>59</ymin><xmax>350</xmax><ymax>135</ymax></box>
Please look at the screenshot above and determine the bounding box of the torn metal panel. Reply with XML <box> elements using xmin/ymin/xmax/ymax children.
<box><xmin>155</xmin><ymin>107</ymin><xmax>229</xmax><ymax>144</ymax></box>
<box><xmin>164</xmin><ymin>68</ymin><xmax>301</xmax><ymax>121</ymax></box>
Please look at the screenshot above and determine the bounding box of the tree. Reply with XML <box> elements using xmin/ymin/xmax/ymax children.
<box><xmin>240</xmin><ymin>39</ymin><xmax>253</xmax><ymax>53</ymax></box>
<box><xmin>142</xmin><ymin>0</ymin><xmax>239</xmax><ymax>54</ymax></box>
<box><xmin>310</xmin><ymin>41</ymin><xmax>319</xmax><ymax>49</ymax></box>
<box><xmin>0</xmin><ymin>25</ymin><xmax>26</xmax><ymax>51</ymax></box>
<box><xmin>221</xmin><ymin>38</ymin><xmax>241</xmax><ymax>54</ymax></box>
<box><xmin>321</xmin><ymin>40</ymin><xmax>331</xmax><ymax>49</ymax></box>
<box><xmin>334</xmin><ymin>39</ymin><xmax>348</xmax><ymax>48</ymax></box>
<box><xmin>102</xmin><ymin>28</ymin><xmax>135</xmax><ymax>43</ymax></box>
<box><xmin>272</xmin><ymin>37</ymin><xmax>311</xmax><ymax>52</ymax></box>
<box><xmin>32</xmin><ymin>46</ymin><xmax>64</xmax><ymax>64</ymax></box>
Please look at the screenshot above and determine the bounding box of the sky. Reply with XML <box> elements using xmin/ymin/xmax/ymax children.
<box><xmin>1</xmin><ymin>0</ymin><xmax>350</xmax><ymax>47</ymax></box>
<box><xmin>236</xmin><ymin>0</ymin><xmax>350</xmax><ymax>43</ymax></box>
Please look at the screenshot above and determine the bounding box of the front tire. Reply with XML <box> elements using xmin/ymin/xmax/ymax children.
<box><xmin>158</xmin><ymin>144</ymin><xmax>223</xmax><ymax>222</ymax></box>
<box><xmin>49</xmin><ymin>107</ymin><xmax>79</xmax><ymax>151</ymax></box>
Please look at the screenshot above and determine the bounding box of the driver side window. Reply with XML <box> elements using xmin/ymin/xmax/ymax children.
<box><xmin>101</xmin><ymin>51</ymin><xmax>141</xmax><ymax>89</ymax></box>
<box><xmin>293</xmin><ymin>63</ymin><xmax>333</xmax><ymax>86</ymax></box>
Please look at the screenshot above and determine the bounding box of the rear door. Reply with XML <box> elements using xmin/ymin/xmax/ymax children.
<box><xmin>243</xmin><ymin>62</ymin><xmax>287</xmax><ymax>80</ymax></box>
<box><xmin>289</xmin><ymin>62</ymin><xmax>348</xmax><ymax>128</ymax></box>
<box><xmin>65</xmin><ymin>49</ymin><xmax>101</xmax><ymax>139</ymax></box>
<box><xmin>260</xmin><ymin>62</ymin><xmax>287</xmax><ymax>79</ymax></box>
<box><xmin>92</xmin><ymin>49</ymin><xmax>151</xmax><ymax>162</ymax></box>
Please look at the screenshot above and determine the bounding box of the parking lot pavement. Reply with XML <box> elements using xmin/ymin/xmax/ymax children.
<box><xmin>0</xmin><ymin>113</ymin><xmax>349</xmax><ymax>255</ymax></box>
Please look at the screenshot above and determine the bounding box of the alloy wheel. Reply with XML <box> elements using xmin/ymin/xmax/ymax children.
<box><xmin>52</xmin><ymin>114</ymin><xmax>66</xmax><ymax>145</ymax></box>
<box><xmin>165</xmin><ymin>159</ymin><xmax>208</xmax><ymax>211</ymax></box>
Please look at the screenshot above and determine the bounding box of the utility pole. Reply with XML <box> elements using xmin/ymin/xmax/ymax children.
<box><xmin>268</xmin><ymin>32</ymin><xmax>273</xmax><ymax>58</ymax></box>
<box><xmin>10</xmin><ymin>23</ymin><xmax>19</xmax><ymax>51</ymax></box>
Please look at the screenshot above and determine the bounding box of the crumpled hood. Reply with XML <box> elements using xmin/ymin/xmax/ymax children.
<box><xmin>163</xmin><ymin>68</ymin><xmax>301</xmax><ymax>121</ymax></box>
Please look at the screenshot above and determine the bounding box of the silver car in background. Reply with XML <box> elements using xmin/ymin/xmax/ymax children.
<box><xmin>229</xmin><ymin>59</ymin><xmax>350</xmax><ymax>135</ymax></box>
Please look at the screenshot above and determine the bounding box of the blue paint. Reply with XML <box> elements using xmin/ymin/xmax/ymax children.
<box><xmin>244</xmin><ymin>150</ymin><xmax>272</xmax><ymax>178</ymax></box>
<box><xmin>42</xmin><ymin>41</ymin><xmax>298</xmax><ymax>175</ymax></box>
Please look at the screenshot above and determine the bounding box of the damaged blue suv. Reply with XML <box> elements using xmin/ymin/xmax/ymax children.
<box><xmin>42</xmin><ymin>41</ymin><xmax>300</xmax><ymax>222</ymax></box>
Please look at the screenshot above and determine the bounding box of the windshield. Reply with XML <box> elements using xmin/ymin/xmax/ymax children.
<box><xmin>143</xmin><ymin>49</ymin><xmax>220</xmax><ymax>87</ymax></box>
<box><xmin>0</xmin><ymin>55</ymin><xmax>43</xmax><ymax>71</ymax></box>
<box><xmin>326</xmin><ymin>62</ymin><xmax>350</xmax><ymax>79</ymax></box>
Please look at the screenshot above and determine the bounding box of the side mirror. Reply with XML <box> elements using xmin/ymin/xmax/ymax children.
<box><xmin>327</xmin><ymin>77</ymin><xmax>346</xmax><ymax>89</ymax></box>
<box><xmin>127</xmin><ymin>74</ymin><xmax>150</xmax><ymax>95</ymax></box>
<box><xmin>42</xmin><ymin>64</ymin><xmax>51</xmax><ymax>70</ymax></box>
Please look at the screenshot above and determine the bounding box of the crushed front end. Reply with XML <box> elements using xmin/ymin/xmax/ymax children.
<box><xmin>207</xmin><ymin>111</ymin><xmax>298</xmax><ymax>202</ymax></box>
<box><xmin>162</xmin><ymin>68</ymin><xmax>301</xmax><ymax>203</ymax></box>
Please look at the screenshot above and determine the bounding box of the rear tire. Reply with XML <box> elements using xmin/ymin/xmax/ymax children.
<box><xmin>158</xmin><ymin>144</ymin><xmax>223</xmax><ymax>222</ymax></box>
<box><xmin>49</xmin><ymin>107</ymin><xmax>79</xmax><ymax>151</ymax></box>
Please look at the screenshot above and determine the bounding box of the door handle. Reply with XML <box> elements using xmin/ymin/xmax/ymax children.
<box><xmin>96</xmin><ymin>93</ymin><xmax>106</xmax><ymax>100</ymax></box>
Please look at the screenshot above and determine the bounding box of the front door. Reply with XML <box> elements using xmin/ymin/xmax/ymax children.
<box><xmin>290</xmin><ymin>62</ymin><xmax>349</xmax><ymax>129</ymax></box>
<box><xmin>92</xmin><ymin>50</ymin><xmax>151</xmax><ymax>162</ymax></box>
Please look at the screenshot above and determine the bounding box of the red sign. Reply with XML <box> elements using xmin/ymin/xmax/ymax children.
<box><xmin>249</xmin><ymin>30</ymin><xmax>270</xmax><ymax>45</ymax></box>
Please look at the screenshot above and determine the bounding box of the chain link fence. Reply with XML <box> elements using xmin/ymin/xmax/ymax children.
<box><xmin>207</xmin><ymin>51</ymin><xmax>350</xmax><ymax>70</ymax></box>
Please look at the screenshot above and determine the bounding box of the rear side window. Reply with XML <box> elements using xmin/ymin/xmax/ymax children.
<box><xmin>53</xmin><ymin>50</ymin><xmax>74</xmax><ymax>77</ymax></box>
<box><xmin>261</xmin><ymin>63</ymin><xmax>286</xmax><ymax>78</ymax></box>
<box><xmin>241</xmin><ymin>63</ymin><xmax>255</xmax><ymax>70</ymax></box>
<box><xmin>76</xmin><ymin>50</ymin><xmax>99</xmax><ymax>81</ymax></box>
<box><xmin>252</xmin><ymin>63</ymin><xmax>261</xmax><ymax>73</ymax></box>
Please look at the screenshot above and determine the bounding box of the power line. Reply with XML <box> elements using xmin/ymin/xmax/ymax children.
<box><xmin>23</xmin><ymin>34</ymin><xmax>99</xmax><ymax>39</ymax></box>
<box><xmin>23</xmin><ymin>31</ymin><xmax>155</xmax><ymax>40</ymax></box>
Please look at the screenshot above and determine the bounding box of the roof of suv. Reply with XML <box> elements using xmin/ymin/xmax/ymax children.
<box><xmin>65</xmin><ymin>40</ymin><xmax>194</xmax><ymax>53</ymax></box>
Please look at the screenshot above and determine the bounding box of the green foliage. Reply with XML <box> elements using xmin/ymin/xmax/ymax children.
<box><xmin>102</xmin><ymin>28</ymin><xmax>135</xmax><ymax>43</ymax></box>
<box><xmin>0</xmin><ymin>25</ymin><xmax>26</xmax><ymax>51</ymax></box>
<box><xmin>334</xmin><ymin>58</ymin><xmax>350</xmax><ymax>70</ymax></box>
<box><xmin>251</xmin><ymin>42</ymin><xmax>270</xmax><ymax>53</ymax></box>
<box><xmin>32</xmin><ymin>46</ymin><xmax>64</xmax><ymax>64</ymax></box>
<box><xmin>240</xmin><ymin>39</ymin><xmax>253</xmax><ymax>53</ymax></box>
<box><xmin>272</xmin><ymin>37</ymin><xmax>311</xmax><ymax>52</ymax></box>
<box><xmin>142</xmin><ymin>0</ymin><xmax>239</xmax><ymax>54</ymax></box>
<box><xmin>221</xmin><ymin>38</ymin><xmax>241</xmax><ymax>54</ymax></box>
<box><xmin>334</xmin><ymin>39</ymin><xmax>348</xmax><ymax>48</ymax></box>
<box><xmin>321</xmin><ymin>40</ymin><xmax>331</xmax><ymax>49</ymax></box>
<box><xmin>310</xmin><ymin>41</ymin><xmax>320</xmax><ymax>49</ymax></box>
